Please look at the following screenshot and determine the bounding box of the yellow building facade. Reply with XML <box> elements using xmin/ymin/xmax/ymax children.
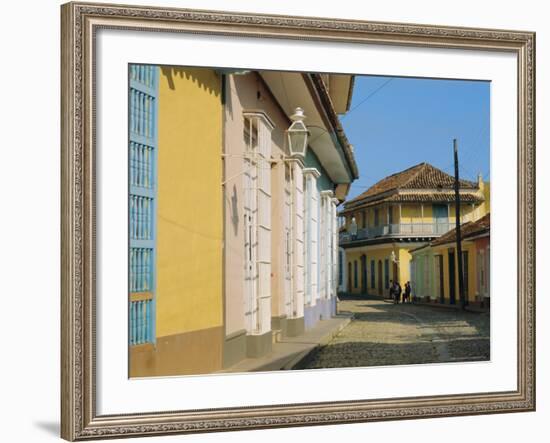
<box><xmin>130</xmin><ymin>66</ymin><xmax>224</xmax><ymax>377</ymax></box>
<box><xmin>339</xmin><ymin>163</ymin><xmax>489</xmax><ymax>299</ymax></box>
<box><xmin>410</xmin><ymin>213</ymin><xmax>490</xmax><ymax>305</ymax></box>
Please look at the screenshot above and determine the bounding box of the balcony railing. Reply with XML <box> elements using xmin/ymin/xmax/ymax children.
<box><xmin>340</xmin><ymin>222</ymin><xmax>453</xmax><ymax>243</ymax></box>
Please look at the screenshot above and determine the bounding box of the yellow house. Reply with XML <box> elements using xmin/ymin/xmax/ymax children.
<box><xmin>410</xmin><ymin>213</ymin><xmax>490</xmax><ymax>306</ymax></box>
<box><xmin>339</xmin><ymin>162</ymin><xmax>489</xmax><ymax>298</ymax></box>
<box><xmin>129</xmin><ymin>65</ymin><xmax>224</xmax><ymax>376</ymax></box>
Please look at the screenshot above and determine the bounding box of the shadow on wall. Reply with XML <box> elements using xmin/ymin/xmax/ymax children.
<box><xmin>160</xmin><ymin>66</ymin><xmax>221</xmax><ymax>96</ymax></box>
<box><xmin>229</xmin><ymin>184</ymin><xmax>239</xmax><ymax>236</ymax></box>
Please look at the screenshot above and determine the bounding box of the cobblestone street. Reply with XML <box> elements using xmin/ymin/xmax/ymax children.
<box><xmin>296</xmin><ymin>295</ymin><xmax>490</xmax><ymax>369</ymax></box>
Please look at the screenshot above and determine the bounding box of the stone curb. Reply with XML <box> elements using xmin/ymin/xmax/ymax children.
<box><xmin>283</xmin><ymin>315</ymin><xmax>353</xmax><ymax>370</ymax></box>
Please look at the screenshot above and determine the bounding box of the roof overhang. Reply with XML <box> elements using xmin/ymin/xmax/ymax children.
<box><xmin>329</xmin><ymin>74</ymin><xmax>355</xmax><ymax>113</ymax></box>
<box><xmin>259</xmin><ymin>71</ymin><xmax>357</xmax><ymax>184</ymax></box>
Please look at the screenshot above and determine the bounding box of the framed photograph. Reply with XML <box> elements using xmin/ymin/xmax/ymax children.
<box><xmin>61</xmin><ymin>1</ymin><xmax>535</xmax><ymax>440</ymax></box>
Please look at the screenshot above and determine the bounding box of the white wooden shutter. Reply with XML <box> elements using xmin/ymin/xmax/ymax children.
<box><xmin>303</xmin><ymin>169</ymin><xmax>320</xmax><ymax>307</ymax></box>
<box><xmin>256</xmin><ymin>117</ymin><xmax>272</xmax><ymax>334</ymax></box>
<box><xmin>243</xmin><ymin>112</ymin><xmax>273</xmax><ymax>335</ymax></box>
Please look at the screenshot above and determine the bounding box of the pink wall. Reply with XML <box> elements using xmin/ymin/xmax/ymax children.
<box><xmin>223</xmin><ymin>73</ymin><xmax>291</xmax><ymax>336</ymax></box>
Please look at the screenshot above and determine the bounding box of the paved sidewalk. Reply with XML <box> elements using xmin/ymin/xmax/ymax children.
<box><xmin>219</xmin><ymin>314</ymin><xmax>352</xmax><ymax>373</ymax></box>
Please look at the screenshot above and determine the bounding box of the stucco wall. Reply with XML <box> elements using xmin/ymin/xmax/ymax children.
<box><xmin>305</xmin><ymin>148</ymin><xmax>334</xmax><ymax>192</ymax></box>
<box><xmin>156</xmin><ymin>67</ymin><xmax>223</xmax><ymax>338</ymax></box>
<box><xmin>223</xmin><ymin>72</ymin><xmax>291</xmax><ymax>336</ymax></box>
<box><xmin>413</xmin><ymin>242</ymin><xmax>479</xmax><ymax>303</ymax></box>
<box><xmin>344</xmin><ymin>244</ymin><xmax>417</xmax><ymax>296</ymax></box>
<box><xmin>436</xmin><ymin>242</ymin><xmax>478</xmax><ymax>302</ymax></box>
<box><xmin>345</xmin><ymin>200</ymin><xmax>490</xmax><ymax>229</ymax></box>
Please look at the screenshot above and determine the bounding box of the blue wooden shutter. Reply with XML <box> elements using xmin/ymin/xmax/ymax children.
<box><xmin>129</xmin><ymin>65</ymin><xmax>158</xmax><ymax>346</ymax></box>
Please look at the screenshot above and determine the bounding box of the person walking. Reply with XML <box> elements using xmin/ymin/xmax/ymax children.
<box><xmin>404</xmin><ymin>281</ymin><xmax>411</xmax><ymax>304</ymax></box>
<box><xmin>389</xmin><ymin>279</ymin><xmax>394</xmax><ymax>301</ymax></box>
<box><xmin>348</xmin><ymin>217</ymin><xmax>358</xmax><ymax>240</ymax></box>
<box><xmin>395</xmin><ymin>282</ymin><xmax>402</xmax><ymax>304</ymax></box>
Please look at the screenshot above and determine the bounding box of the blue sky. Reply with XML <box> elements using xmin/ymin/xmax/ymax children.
<box><xmin>340</xmin><ymin>75</ymin><xmax>490</xmax><ymax>200</ymax></box>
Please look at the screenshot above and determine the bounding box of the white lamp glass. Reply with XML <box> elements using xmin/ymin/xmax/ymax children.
<box><xmin>287</xmin><ymin>107</ymin><xmax>309</xmax><ymax>158</ymax></box>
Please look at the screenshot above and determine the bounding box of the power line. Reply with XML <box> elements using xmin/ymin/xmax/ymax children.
<box><xmin>342</xmin><ymin>78</ymin><xmax>394</xmax><ymax>118</ymax></box>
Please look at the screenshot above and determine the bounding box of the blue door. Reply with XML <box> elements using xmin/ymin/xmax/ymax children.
<box><xmin>433</xmin><ymin>204</ymin><xmax>449</xmax><ymax>234</ymax></box>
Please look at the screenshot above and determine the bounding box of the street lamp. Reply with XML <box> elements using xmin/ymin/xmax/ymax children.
<box><xmin>390</xmin><ymin>250</ymin><xmax>401</xmax><ymax>286</ymax></box>
<box><xmin>287</xmin><ymin>107</ymin><xmax>309</xmax><ymax>158</ymax></box>
<box><xmin>390</xmin><ymin>251</ymin><xmax>399</xmax><ymax>264</ymax></box>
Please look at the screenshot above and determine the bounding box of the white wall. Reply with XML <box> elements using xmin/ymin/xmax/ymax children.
<box><xmin>0</xmin><ymin>0</ymin><xmax>547</xmax><ymax>442</ymax></box>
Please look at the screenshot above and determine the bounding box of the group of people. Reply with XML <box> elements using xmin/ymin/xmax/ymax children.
<box><xmin>389</xmin><ymin>280</ymin><xmax>412</xmax><ymax>304</ymax></box>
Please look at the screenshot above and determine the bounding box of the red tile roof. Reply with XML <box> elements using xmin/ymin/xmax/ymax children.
<box><xmin>430</xmin><ymin>213</ymin><xmax>490</xmax><ymax>247</ymax></box>
<box><xmin>345</xmin><ymin>162</ymin><xmax>478</xmax><ymax>209</ymax></box>
<box><xmin>385</xmin><ymin>192</ymin><xmax>482</xmax><ymax>204</ymax></box>
<box><xmin>341</xmin><ymin>163</ymin><xmax>482</xmax><ymax>215</ymax></box>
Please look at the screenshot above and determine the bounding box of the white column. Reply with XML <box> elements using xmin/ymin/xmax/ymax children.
<box><xmin>319</xmin><ymin>194</ymin><xmax>326</xmax><ymax>299</ymax></box>
<box><xmin>290</xmin><ymin>160</ymin><xmax>306</xmax><ymax>319</ymax></box>
<box><xmin>332</xmin><ymin>197</ymin><xmax>339</xmax><ymax>297</ymax></box>
<box><xmin>321</xmin><ymin>190</ymin><xmax>334</xmax><ymax>299</ymax></box>
<box><xmin>283</xmin><ymin>166</ymin><xmax>293</xmax><ymax>318</ymax></box>
<box><xmin>303</xmin><ymin>168</ymin><xmax>320</xmax><ymax>308</ymax></box>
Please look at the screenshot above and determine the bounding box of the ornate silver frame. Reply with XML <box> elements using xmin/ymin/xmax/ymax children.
<box><xmin>61</xmin><ymin>1</ymin><xmax>536</xmax><ymax>440</ymax></box>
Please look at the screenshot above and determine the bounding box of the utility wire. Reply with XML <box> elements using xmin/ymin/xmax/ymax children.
<box><xmin>342</xmin><ymin>78</ymin><xmax>395</xmax><ymax>118</ymax></box>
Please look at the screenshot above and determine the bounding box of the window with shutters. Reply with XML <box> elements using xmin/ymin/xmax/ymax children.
<box><xmin>129</xmin><ymin>64</ymin><xmax>158</xmax><ymax>346</ymax></box>
<box><xmin>242</xmin><ymin>113</ymin><xmax>273</xmax><ymax>335</ymax></box>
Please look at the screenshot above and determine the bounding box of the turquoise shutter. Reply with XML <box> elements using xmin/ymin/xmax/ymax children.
<box><xmin>129</xmin><ymin>65</ymin><xmax>158</xmax><ymax>346</ymax></box>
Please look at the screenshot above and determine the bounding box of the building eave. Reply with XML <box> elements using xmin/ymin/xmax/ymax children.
<box><xmin>308</xmin><ymin>73</ymin><xmax>359</xmax><ymax>180</ymax></box>
<box><xmin>259</xmin><ymin>71</ymin><xmax>358</xmax><ymax>189</ymax></box>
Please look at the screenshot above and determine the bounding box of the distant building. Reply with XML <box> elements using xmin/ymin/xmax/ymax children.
<box><xmin>410</xmin><ymin>213</ymin><xmax>490</xmax><ymax>306</ymax></box>
<box><xmin>338</xmin><ymin>162</ymin><xmax>490</xmax><ymax>298</ymax></box>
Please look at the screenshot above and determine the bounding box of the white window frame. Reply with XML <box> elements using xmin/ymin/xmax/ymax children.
<box><xmin>242</xmin><ymin>111</ymin><xmax>274</xmax><ymax>335</ymax></box>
